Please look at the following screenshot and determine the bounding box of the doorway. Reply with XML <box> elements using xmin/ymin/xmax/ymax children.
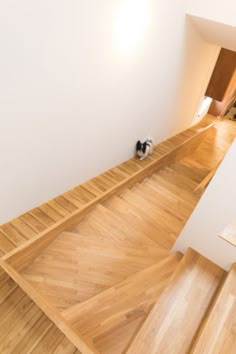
<box><xmin>205</xmin><ymin>48</ymin><xmax>236</xmax><ymax>118</ymax></box>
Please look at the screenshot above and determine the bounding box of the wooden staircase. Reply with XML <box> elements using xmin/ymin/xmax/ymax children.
<box><xmin>6</xmin><ymin>161</ymin><xmax>229</xmax><ymax>353</ymax></box>
<box><xmin>1</xmin><ymin>116</ymin><xmax>236</xmax><ymax>353</ymax></box>
<box><xmin>191</xmin><ymin>264</ymin><xmax>236</xmax><ymax>354</ymax></box>
<box><xmin>63</xmin><ymin>253</ymin><xmax>182</xmax><ymax>354</ymax></box>
<box><xmin>20</xmin><ymin>163</ymin><xmax>199</xmax><ymax>315</ymax></box>
<box><xmin>126</xmin><ymin>248</ymin><xmax>225</xmax><ymax>354</ymax></box>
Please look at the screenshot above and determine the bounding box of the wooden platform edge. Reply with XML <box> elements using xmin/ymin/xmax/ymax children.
<box><xmin>2</xmin><ymin>123</ymin><xmax>215</xmax><ymax>271</ymax></box>
<box><xmin>0</xmin><ymin>258</ymin><xmax>99</xmax><ymax>354</ymax></box>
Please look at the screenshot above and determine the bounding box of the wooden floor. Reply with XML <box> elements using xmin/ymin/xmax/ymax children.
<box><xmin>0</xmin><ymin>116</ymin><xmax>236</xmax><ymax>353</ymax></box>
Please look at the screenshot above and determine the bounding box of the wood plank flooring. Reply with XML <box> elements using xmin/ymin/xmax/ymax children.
<box><xmin>0</xmin><ymin>271</ymin><xmax>78</xmax><ymax>354</ymax></box>
<box><xmin>0</xmin><ymin>116</ymin><xmax>236</xmax><ymax>353</ymax></box>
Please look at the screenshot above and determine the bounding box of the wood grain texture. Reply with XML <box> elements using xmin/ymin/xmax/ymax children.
<box><xmin>0</xmin><ymin>258</ymin><xmax>98</xmax><ymax>354</ymax></box>
<box><xmin>127</xmin><ymin>248</ymin><xmax>225</xmax><ymax>354</ymax></box>
<box><xmin>62</xmin><ymin>253</ymin><xmax>182</xmax><ymax>354</ymax></box>
<box><xmin>191</xmin><ymin>264</ymin><xmax>236</xmax><ymax>354</ymax></box>
<box><xmin>2</xmin><ymin>121</ymin><xmax>215</xmax><ymax>272</ymax></box>
<box><xmin>0</xmin><ymin>115</ymin><xmax>235</xmax><ymax>353</ymax></box>
<box><xmin>194</xmin><ymin>159</ymin><xmax>222</xmax><ymax>195</ymax></box>
<box><xmin>0</xmin><ymin>271</ymin><xmax>80</xmax><ymax>354</ymax></box>
<box><xmin>21</xmin><ymin>223</ymin><xmax>168</xmax><ymax>311</ymax></box>
<box><xmin>19</xmin><ymin>156</ymin><xmax>202</xmax><ymax>314</ymax></box>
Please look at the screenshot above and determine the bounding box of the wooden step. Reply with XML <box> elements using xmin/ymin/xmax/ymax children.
<box><xmin>179</xmin><ymin>155</ymin><xmax>212</xmax><ymax>173</ymax></box>
<box><xmin>122</xmin><ymin>187</ymin><xmax>183</xmax><ymax>231</ymax></box>
<box><xmin>22</xmin><ymin>230</ymin><xmax>167</xmax><ymax>311</ymax></box>
<box><xmin>158</xmin><ymin>166</ymin><xmax>198</xmax><ymax>192</ymax></box>
<box><xmin>144</xmin><ymin>176</ymin><xmax>196</xmax><ymax>214</ymax></box>
<box><xmin>105</xmin><ymin>195</ymin><xmax>174</xmax><ymax>250</ymax></box>
<box><xmin>120</xmin><ymin>187</ymin><xmax>187</xmax><ymax>245</ymax></box>
<box><xmin>151</xmin><ymin>174</ymin><xmax>198</xmax><ymax>207</ymax></box>
<box><xmin>22</xmin><ymin>204</ymin><xmax>168</xmax><ymax>311</ymax></box>
<box><xmin>127</xmin><ymin>248</ymin><xmax>225</xmax><ymax>354</ymax></box>
<box><xmin>75</xmin><ymin>204</ymin><xmax>163</xmax><ymax>250</ymax></box>
<box><xmin>191</xmin><ymin>264</ymin><xmax>236</xmax><ymax>354</ymax></box>
<box><xmin>138</xmin><ymin>179</ymin><xmax>194</xmax><ymax>220</ymax></box>
<box><xmin>62</xmin><ymin>252</ymin><xmax>182</xmax><ymax>354</ymax></box>
<box><xmin>186</xmin><ymin>137</ymin><xmax>223</xmax><ymax>171</ymax></box>
<box><xmin>170</xmin><ymin>159</ymin><xmax>210</xmax><ymax>183</ymax></box>
<box><xmin>121</xmin><ymin>191</ymin><xmax>183</xmax><ymax>245</ymax></box>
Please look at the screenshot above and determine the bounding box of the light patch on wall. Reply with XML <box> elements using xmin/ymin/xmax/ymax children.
<box><xmin>115</xmin><ymin>0</ymin><xmax>150</xmax><ymax>52</ymax></box>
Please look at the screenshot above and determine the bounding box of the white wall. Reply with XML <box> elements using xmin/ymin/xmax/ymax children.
<box><xmin>173</xmin><ymin>140</ymin><xmax>236</xmax><ymax>271</ymax></box>
<box><xmin>187</xmin><ymin>0</ymin><xmax>236</xmax><ymax>27</ymax></box>
<box><xmin>170</xmin><ymin>17</ymin><xmax>220</xmax><ymax>133</ymax></box>
<box><xmin>0</xmin><ymin>0</ymin><xmax>220</xmax><ymax>223</ymax></box>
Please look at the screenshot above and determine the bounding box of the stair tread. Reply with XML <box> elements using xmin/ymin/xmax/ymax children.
<box><xmin>76</xmin><ymin>204</ymin><xmax>161</xmax><ymax>248</ymax></box>
<box><xmin>119</xmin><ymin>189</ymin><xmax>186</xmax><ymax>246</ymax></box>
<box><xmin>192</xmin><ymin>265</ymin><xmax>236</xmax><ymax>354</ymax></box>
<box><xmin>138</xmin><ymin>179</ymin><xmax>194</xmax><ymax>219</ymax></box>
<box><xmin>177</xmin><ymin>157</ymin><xmax>211</xmax><ymax>174</ymax></box>
<box><xmin>127</xmin><ymin>248</ymin><xmax>225</xmax><ymax>354</ymax></box>
<box><xmin>122</xmin><ymin>188</ymin><xmax>184</xmax><ymax>233</ymax></box>
<box><xmin>170</xmin><ymin>160</ymin><xmax>210</xmax><ymax>183</ymax></box>
<box><xmin>145</xmin><ymin>176</ymin><xmax>196</xmax><ymax>213</ymax></box>
<box><xmin>151</xmin><ymin>174</ymin><xmax>198</xmax><ymax>206</ymax></box>
<box><xmin>106</xmin><ymin>196</ymin><xmax>174</xmax><ymax>250</ymax></box>
<box><xmin>62</xmin><ymin>252</ymin><xmax>182</xmax><ymax>354</ymax></box>
<box><xmin>46</xmin><ymin>230</ymin><xmax>167</xmax><ymax>258</ymax></box>
<box><xmin>22</xmin><ymin>203</ymin><xmax>168</xmax><ymax>310</ymax></box>
<box><xmin>158</xmin><ymin>166</ymin><xmax>198</xmax><ymax>192</ymax></box>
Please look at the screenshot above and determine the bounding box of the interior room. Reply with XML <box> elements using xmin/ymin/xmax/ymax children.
<box><xmin>0</xmin><ymin>1</ymin><xmax>236</xmax><ymax>353</ymax></box>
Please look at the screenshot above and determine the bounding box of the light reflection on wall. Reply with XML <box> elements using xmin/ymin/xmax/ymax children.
<box><xmin>115</xmin><ymin>0</ymin><xmax>150</xmax><ymax>52</ymax></box>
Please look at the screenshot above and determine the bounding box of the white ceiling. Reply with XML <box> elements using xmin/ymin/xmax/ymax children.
<box><xmin>189</xmin><ymin>15</ymin><xmax>236</xmax><ymax>52</ymax></box>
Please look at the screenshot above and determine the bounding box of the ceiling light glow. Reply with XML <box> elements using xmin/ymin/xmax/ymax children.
<box><xmin>116</xmin><ymin>0</ymin><xmax>150</xmax><ymax>52</ymax></box>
